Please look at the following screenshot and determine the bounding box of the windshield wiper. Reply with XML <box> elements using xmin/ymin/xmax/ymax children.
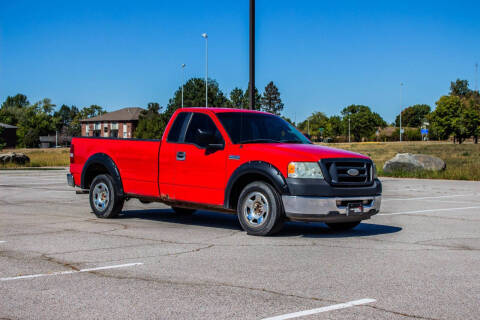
<box><xmin>240</xmin><ymin>139</ymin><xmax>281</xmax><ymax>144</ymax></box>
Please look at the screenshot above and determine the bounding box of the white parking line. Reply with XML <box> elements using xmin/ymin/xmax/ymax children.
<box><xmin>0</xmin><ymin>262</ymin><xmax>143</xmax><ymax>282</ymax></box>
<box><xmin>261</xmin><ymin>298</ymin><xmax>376</xmax><ymax>320</ymax></box>
<box><xmin>379</xmin><ymin>206</ymin><xmax>480</xmax><ymax>216</ymax></box>
<box><xmin>382</xmin><ymin>194</ymin><xmax>475</xmax><ymax>201</ymax></box>
<box><xmin>0</xmin><ymin>241</ymin><xmax>6</xmax><ymax>244</ymax></box>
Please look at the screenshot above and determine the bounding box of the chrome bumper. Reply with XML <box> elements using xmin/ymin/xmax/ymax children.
<box><xmin>67</xmin><ymin>173</ymin><xmax>75</xmax><ymax>187</ymax></box>
<box><xmin>282</xmin><ymin>195</ymin><xmax>381</xmax><ymax>222</ymax></box>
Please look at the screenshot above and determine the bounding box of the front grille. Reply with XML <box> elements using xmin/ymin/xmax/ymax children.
<box><xmin>320</xmin><ymin>158</ymin><xmax>373</xmax><ymax>187</ymax></box>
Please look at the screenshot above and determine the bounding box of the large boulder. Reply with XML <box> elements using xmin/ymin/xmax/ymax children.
<box><xmin>383</xmin><ymin>153</ymin><xmax>445</xmax><ymax>173</ymax></box>
<box><xmin>0</xmin><ymin>152</ymin><xmax>30</xmax><ymax>165</ymax></box>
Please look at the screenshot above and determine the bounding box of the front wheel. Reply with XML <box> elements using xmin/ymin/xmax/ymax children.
<box><xmin>237</xmin><ymin>181</ymin><xmax>284</xmax><ymax>236</ymax></box>
<box><xmin>89</xmin><ymin>174</ymin><xmax>124</xmax><ymax>218</ymax></box>
<box><xmin>326</xmin><ymin>221</ymin><xmax>360</xmax><ymax>231</ymax></box>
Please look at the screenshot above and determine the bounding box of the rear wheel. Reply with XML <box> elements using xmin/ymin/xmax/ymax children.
<box><xmin>172</xmin><ymin>207</ymin><xmax>196</xmax><ymax>215</ymax></box>
<box><xmin>237</xmin><ymin>181</ymin><xmax>284</xmax><ymax>236</ymax></box>
<box><xmin>89</xmin><ymin>174</ymin><xmax>124</xmax><ymax>218</ymax></box>
<box><xmin>326</xmin><ymin>221</ymin><xmax>360</xmax><ymax>231</ymax></box>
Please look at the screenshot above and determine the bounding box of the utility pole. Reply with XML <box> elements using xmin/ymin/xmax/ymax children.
<box><xmin>202</xmin><ymin>33</ymin><xmax>208</xmax><ymax>107</ymax></box>
<box><xmin>181</xmin><ymin>64</ymin><xmax>186</xmax><ymax>108</ymax></box>
<box><xmin>307</xmin><ymin>119</ymin><xmax>310</xmax><ymax>136</ymax></box>
<box><xmin>249</xmin><ymin>0</ymin><xmax>255</xmax><ymax>110</ymax></box>
<box><xmin>400</xmin><ymin>82</ymin><xmax>403</xmax><ymax>142</ymax></box>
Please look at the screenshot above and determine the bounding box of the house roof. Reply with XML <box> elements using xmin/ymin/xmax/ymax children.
<box><xmin>80</xmin><ymin>107</ymin><xmax>144</xmax><ymax>122</ymax></box>
<box><xmin>0</xmin><ymin>123</ymin><xmax>18</xmax><ymax>129</ymax></box>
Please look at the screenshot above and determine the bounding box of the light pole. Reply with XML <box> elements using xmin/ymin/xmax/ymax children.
<box><xmin>249</xmin><ymin>0</ymin><xmax>255</xmax><ymax>110</ymax></box>
<box><xmin>202</xmin><ymin>33</ymin><xmax>208</xmax><ymax>108</ymax></box>
<box><xmin>181</xmin><ymin>64</ymin><xmax>186</xmax><ymax>108</ymax></box>
<box><xmin>400</xmin><ymin>82</ymin><xmax>403</xmax><ymax>142</ymax></box>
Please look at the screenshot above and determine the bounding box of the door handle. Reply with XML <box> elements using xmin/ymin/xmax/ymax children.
<box><xmin>176</xmin><ymin>151</ymin><xmax>186</xmax><ymax>161</ymax></box>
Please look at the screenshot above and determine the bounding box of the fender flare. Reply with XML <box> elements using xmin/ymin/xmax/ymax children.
<box><xmin>81</xmin><ymin>153</ymin><xmax>124</xmax><ymax>196</ymax></box>
<box><xmin>224</xmin><ymin>161</ymin><xmax>289</xmax><ymax>209</ymax></box>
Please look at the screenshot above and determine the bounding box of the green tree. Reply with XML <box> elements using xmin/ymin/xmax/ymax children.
<box><xmin>341</xmin><ymin>105</ymin><xmax>387</xmax><ymax>142</ymax></box>
<box><xmin>395</xmin><ymin>104</ymin><xmax>431</xmax><ymax>128</ymax></box>
<box><xmin>68</xmin><ymin>105</ymin><xmax>105</xmax><ymax>137</ymax></box>
<box><xmin>450</xmin><ymin>79</ymin><xmax>471</xmax><ymax>97</ymax></box>
<box><xmin>54</xmin><ymin>105</ymin><xmax>80</xmax><ymax>135</ymax></box>
<box><xmin>430</xmin><ymin>95</ymin><xmax>467</xmax><ymax>142</ymax></box>
<box><xmin>0</xmin><ymin>93</ymin><xmax>30</xmax><ymax>126</ymax></box>
<box><xmin>1</xmin><ymin>93</ymin><xmax>29</xmax><ymax>109</ymax></box>
<box><xmin>229</xmin><ymin>87</ymin><xmax>244</xmax><ymax>108</ymax></box>
<box><xmin>165</xmin><ymin>78</ymin><xmax>230</xmax><ymax>119</ymax></box>
<box><xmin>298</xmin><ymin>112</ymin><xmax>329</xmax><ymax>141</ymax></box>
<box><xmin>16</xmin><ymin>102</ymin><xmax>57</xmax><ymax>147</ymax></box>
<box><xmin>326</xmin><ymin>115</ymin><xmax>343</xmax><ymax>138</ymax></box>
<box><xmin>464</xmin><ymin>96</ymin><xmax>480</xmax><ymax>143</ymax></box>
<box><xmin>40</xmin><ymin>98</ymin><xmax>56</xmax><ymax>114</ymax></box>
<box><xmin>261</xmin><ymin>81</ymin><xmax>284</xmax><ymax>115</ymax></box>
<box><xmin>134</xmin><ymin>103</ymin><xmax>167</xmax><ymax>139</ymax></box>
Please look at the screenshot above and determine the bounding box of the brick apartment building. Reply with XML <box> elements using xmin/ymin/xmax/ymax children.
<box><xmin>80</xmin><ymin>107</ymin><xmax>144</xmax><ymax>138</ymax></box>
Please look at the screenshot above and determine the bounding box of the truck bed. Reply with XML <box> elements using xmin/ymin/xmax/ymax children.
<box><xmin>70</xmin><ymin>137</ymin><xmax>161</xmax><ymax>197</ymax></box>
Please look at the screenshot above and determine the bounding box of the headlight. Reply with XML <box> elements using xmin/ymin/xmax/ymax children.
<box><xmin>372</xmin><ymin>164</ymin><xmax>378</xmax><ymax>179</ymax></box>
<box><xmin>288</xmin><ymin>162</ymin><xmax>324</xmax><ymax>179</ymax></box>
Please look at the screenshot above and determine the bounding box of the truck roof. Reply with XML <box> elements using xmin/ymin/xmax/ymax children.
<box><xmin>178</xmin><ymin>107</ymin><xmax>270</xmax><ymax>115</ymax></box>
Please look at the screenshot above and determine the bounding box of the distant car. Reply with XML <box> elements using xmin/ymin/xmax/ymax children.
<box><xmin>67</xmin><ymin>108</ymin><xmax>381</xmax><ymax>236</ymax></box>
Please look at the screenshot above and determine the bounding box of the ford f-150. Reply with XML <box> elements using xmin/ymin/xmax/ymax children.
<box><xmin>67</xmin><ymin>108</ymin><xmax>382</xmax><ymax>236</ymax></box>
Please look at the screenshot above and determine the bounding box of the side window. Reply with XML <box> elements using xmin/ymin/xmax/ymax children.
<box><xmin>185</xmin><ymin>113</ymin><xmax>224</xmax><ymax>148</ymax></box>
<box><xmin>167</xmin><ymin>112</ymin><xmax>189</xmax><ymax>142</ymax></box>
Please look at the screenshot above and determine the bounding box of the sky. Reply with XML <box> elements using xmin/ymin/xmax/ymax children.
<box><xmin>1</xmin><ymin>0</ymin><xmax>479</xmax><ymax>123</ymax></box>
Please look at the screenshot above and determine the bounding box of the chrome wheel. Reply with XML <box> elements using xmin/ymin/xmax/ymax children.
<box><xmin>243</xmin><ymin>191</ymin><xmax>269</xmax><ymax>227</ymax></box>
<box><xmin>93</xmin><ymin>182</ymin><xmax>109</xmax><ymax>212</ymax></box>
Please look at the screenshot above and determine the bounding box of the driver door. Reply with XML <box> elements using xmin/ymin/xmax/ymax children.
<box><xmin>173</xmin><ymin>112</ymin><xmax>227</xmax><ymax>206</ymax></box>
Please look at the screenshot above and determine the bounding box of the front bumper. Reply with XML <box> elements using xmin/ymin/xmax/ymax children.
<box><xmin>282</xmin><ymin>195</ymin><xmax>381</xmax><ymax>222</ymax></box>
<box><xmin>67</xmin><ymin>173</ymin><xmax>75</xmax><ymax>187</ymax></box>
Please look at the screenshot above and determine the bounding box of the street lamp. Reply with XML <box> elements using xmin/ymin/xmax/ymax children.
<box><xmin>202</xmin><ymin>33</ymin><xmax>208</xmax><ymax>108</ymax></box>
<box><xmin>181</xmin><ymin>64</ymin><xmax>186</xmax><ymax>108</ymax></box>
<box><xmin>400</xmin><ymin>82</ymin><xmax>404</xmax><ymax>142</ymax></box>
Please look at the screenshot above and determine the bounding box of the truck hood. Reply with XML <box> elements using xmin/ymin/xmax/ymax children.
<box><xmin>243</xmin><ymin>143</ymin><xmax>370</xmax><ymax>161</ymax></box>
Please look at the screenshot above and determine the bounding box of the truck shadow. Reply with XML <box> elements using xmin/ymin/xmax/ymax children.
<box><xmin>119</xmin><ymin>209</ymin><xmax>402</xmax><ymax>238</ymax></box>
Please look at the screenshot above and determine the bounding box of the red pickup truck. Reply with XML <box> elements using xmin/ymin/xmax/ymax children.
<box><xmin>68</xmin><ymin>108</ymin><xmax>381</xmax><ymax>236</ymax></box>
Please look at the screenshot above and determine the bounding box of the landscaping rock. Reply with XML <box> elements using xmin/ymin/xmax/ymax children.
<box><xmin>383</xmin><ymin>153</ymin><xmax>446</xmax><ymax>173</ymax></box>
<box><xmin>0</xmin><ymin>152</ymin><xmax>30</xmax><ymax>165</ymax></box>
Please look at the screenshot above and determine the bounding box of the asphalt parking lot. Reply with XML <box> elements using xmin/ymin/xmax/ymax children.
<box><xmin>1</xmin><ymin>169</ymin><xmax>479</xmax><ymax>320</ymax></box>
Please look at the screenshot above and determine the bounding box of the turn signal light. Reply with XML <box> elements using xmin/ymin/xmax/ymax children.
<box><xmin>287</xmin><ymin>163</ymin><xmax>296</xmax><ymax>176</ymax></box>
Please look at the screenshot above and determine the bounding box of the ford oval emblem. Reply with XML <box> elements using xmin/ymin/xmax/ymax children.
<box><xmin>347</xmin><ymin>168</ymin><xmax>360</xmax><ymax>176</ymax></box>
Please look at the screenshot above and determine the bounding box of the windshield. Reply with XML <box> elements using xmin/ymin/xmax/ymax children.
<box><xmin>216</xmin><ymin>112</ymin><xmax>312</xmax><ymax>144</ymax></box>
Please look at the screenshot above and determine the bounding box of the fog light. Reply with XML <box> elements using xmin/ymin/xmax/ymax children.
<box><xmin>336</xmin><ymin>200</ymin><xmax>342</xmax><ymax>206</ymax></box>
<box><xmin>362</xmin><ymin>200</ymin><xmax>370</xmax><ymax>205</ymax></box>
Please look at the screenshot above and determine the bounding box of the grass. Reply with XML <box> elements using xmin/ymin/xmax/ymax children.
<box><xmin>1</xmin><ymin>142</ymin><xmax>479</xmax><ymax>181</ymax></box>
<box><xmin>0</xmin><ymin>148</ymin><xmax>70</xmax><ymax>168</ymax></box>
<box><xmin>323</xmin><ymin>141</ymin><xmax>480</xmax><ymax>181</ymax></box>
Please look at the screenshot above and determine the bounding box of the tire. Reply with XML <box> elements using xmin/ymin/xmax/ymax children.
<box><xmin>237</xmin><ymin>181</ymin><xmax>284</xmax><ymax>236</ymax></box>
<box><xmin>172</xmin><ymin>207</ymin><xmax>196</xmax><ymax>215</ymax></box>
<box><xmin>89</xmin><ymin>174</ymin><xmax>124</xmax><ymax>218</ymax></box>
<box><xmin>326</xmin><ymin>221</ymin><xmax>361</xmax><ymax>231</ymax></box>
